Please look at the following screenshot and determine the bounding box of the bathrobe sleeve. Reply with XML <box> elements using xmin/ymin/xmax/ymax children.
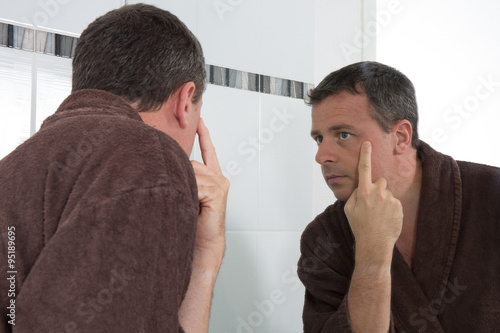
<box><xmin>14</xmin><ymin>185</ymin><xmax>197</xmax><ymax>333</ymax></box>
<box><xmin>297</xmin><ymin>202</ymin><xmax>395</xmax><ymax>333</ymax></box>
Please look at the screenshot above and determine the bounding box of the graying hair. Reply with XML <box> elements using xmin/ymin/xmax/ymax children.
<box><xmin>307</xmin><ymin>61</ymin><xmax>420</xmax><ymax>148</ymax></box>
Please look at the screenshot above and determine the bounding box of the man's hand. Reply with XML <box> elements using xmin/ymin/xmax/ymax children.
<box><xmin>179</xmin><ymin>118</ymin><xmax>229</xmax><ymax>333</ymax></box>
<box><xmin>190</xmin><ymin>118</ymin><xmax>229</xmax><ymax>265</ymax></box>
<box><xmin>345</xmin><ymin>141</ymin><xmax>402</xmax><ymax>333</ymax></box>
<box><xmin>344</xmin><ymin>141</ymin><xmax>403</xmax><ymax>264</ymax></box>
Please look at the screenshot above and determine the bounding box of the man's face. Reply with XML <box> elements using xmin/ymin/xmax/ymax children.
<box><xmin>311</xmin><ymin>91</ymin><xmax>395</xmax><ymax>201</ymax></box>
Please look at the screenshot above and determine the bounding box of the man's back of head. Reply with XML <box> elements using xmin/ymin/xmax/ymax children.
<box><xmin>72</xmin><ymin>4</ymin><xmax>206</xmax><ymax>112</ymax></box>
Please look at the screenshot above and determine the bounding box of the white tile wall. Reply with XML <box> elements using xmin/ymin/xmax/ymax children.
<box><xmin>209</xmin><ymin>231</ymin><xmax>305</xmax><ymax>333</ymax></box>
<box><xmin>35</xmin><ymin>0</ymin><xmax>123</xmax><ymax>35</ymax></box>
<box><xmin>210</xmin><ymin>232</ymin><xmax>258</xmax><ymax>333</ymax></box>
<box><xmin>0</xmin><ymin>0</ymin><xmax>35</xmax><ymax>26</ymax></box>
<box><xmin>255</xmin><ymin>231</ymin><xmax>304</xmax><ymax>333</ymax></box>
<box><xmin>199</xmin><ymin>84</ymin><xmax>260</xmax><ymax>231</ymax></box>
<box><xmin>258</xmin><ymin>93</ymin><xmax>315</xmax><ymax>231</ymax></box>
<box><xmin>197</xmin><ymin>0</ymin><xmax>260</xmax><ymax>73</ymax></box>
<box><xmin>260</xmin><ymin>0</ymin><xmax>314</xmax><ymax>83</ymax></box>
<box><xmin>314</xmin><ymin>0</ymin><xmax>364</xmax><ymax>83</ymax></box>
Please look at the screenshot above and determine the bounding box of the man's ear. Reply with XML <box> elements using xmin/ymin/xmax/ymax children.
<box><xmin>393</xmin><ymin>120</ymin><xmax>413</xmax><ymax>154</ymax></box>
<box><xmin>174</xmin><ymin>82</ymin><xmax>196</xmax><ymax>129</ymax></box>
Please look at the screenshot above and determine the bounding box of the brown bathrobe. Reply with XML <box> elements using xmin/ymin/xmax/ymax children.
<box><xmin>298</xmin><ymin>142</ymin><xmax>500</xmax><ymax>332</ymax></box>
<box><xmin>0</xmin><ymin>89</ymin><xmax>198</xmax><ymax>332</ymax></box>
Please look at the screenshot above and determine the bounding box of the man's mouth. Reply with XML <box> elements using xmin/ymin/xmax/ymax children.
<box><xmin>325</xmin><ymin>174</ymin><xmax>346</xmax><ymax>185</ymax></box>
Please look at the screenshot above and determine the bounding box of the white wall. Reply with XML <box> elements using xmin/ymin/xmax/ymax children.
<box><xmin>376</xmin><ymin>0</ymin><xmax>500</xmax><ymax>167</ymax></box>
<box><xmin>0</xmin><ymin>0</ymin><xmax>122</xmax><ymax>35</ymax></box>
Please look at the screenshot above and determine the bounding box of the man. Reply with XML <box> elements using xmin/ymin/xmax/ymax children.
<box><xmin>298</xmin><ymin>61</ymin><xmax>500</xmax><ymax>332</ymax></box>
<box><xmin>0</xmin><ymin>4</ymin><xmax>228</xmax><ymax>333</ymax></box>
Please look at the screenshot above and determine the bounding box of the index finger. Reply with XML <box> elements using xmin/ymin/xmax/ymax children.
<box><xmin>197</xmin><ymin>118</ymin><xmax>222</xmax><ymax>172</ymax></box>
<box><xmin>357</xmin><ymin>141</ymin><xmax>372</xmax><ymax>188</ymax></box>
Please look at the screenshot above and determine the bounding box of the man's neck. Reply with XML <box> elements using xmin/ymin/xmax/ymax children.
<box><xmin>392</xmin><ymin>150</ymin><xmax>423</xmax><ymax>268</ymax></box>
<box><xmin>390</xmin><ymin>149</ymin><xmax>423</xmax><ymax>216</ymax></box>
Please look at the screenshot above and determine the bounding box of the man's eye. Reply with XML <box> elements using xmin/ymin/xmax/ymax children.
<box><xmin>314</xmin><ymin>136</ymin><xmax>323</xmax><ymax>144</ymax></box>
<box><xmin>339</xmin><ymin>132</ymin><xmax>351</xmax><ymax>140</ymax></box>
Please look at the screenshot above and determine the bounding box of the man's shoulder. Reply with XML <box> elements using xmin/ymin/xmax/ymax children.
<box><xmin>457</xmin><ymin>159</ymin><xmax>500</xmax><ymax>176</ymax></box>
<box><xmin>46</xmin><ymin>89</ymin><xmax>191</xmax><ymax>174</ymax></box>
<box><xmin>316</xmin><ymin>201</ymin><xmax>345</xmax><ymax>222</ymax></box>
<box><xmin>7</xmin><ymin>89</ymin><xmax>196</xmax><ymax>201</ymax></box>
<box><xmin>457</xmin><ymin>159</ymin><xmax>500</xmax><ymax>197</ymax></box>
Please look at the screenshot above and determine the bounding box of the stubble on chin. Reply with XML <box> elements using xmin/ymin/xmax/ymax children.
<box><xmin>330</xmin><ymin>184</ymin><xmax>356</xmax><ymax>202</ymax></box>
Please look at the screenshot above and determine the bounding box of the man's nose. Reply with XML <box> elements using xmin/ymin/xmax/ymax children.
<box><xmin>315</xmin><ymin>141</ymin><xmax>338</xmax><ymax>165</ymax></box>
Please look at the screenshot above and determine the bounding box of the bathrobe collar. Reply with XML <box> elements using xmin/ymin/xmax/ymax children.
<box><xmin>392</xmin><ymin>141</ymin><xmax>462</xmax><ymax>332</ymax></box>
<box><xmin>42</xmin><ymin>89</ymin><xmax>143</xmax><ymax>129</ymax></box>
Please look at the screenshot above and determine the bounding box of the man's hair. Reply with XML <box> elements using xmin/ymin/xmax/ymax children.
<box><xmin>308</xmin><ymin>61</ymin><xmax>420</xmax><ymax>148</ymax></box>
<box><xmin>72</xmin><ymin>4</ymin><xmax>206</xmax><ymax>111</ymax></box>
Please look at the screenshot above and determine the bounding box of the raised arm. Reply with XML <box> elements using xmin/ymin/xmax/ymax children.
<box><xmin>344</xmin><ymin>141</ymin><xmax>403</xmax><ymax>333</ymax></box>
<box><xmin>178</xmin><ymin>119</ymin><xmax>229</xmax><ymax>332</ymax></box>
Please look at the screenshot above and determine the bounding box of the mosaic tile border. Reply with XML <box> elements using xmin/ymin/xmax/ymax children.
<box><xmin>0</xmin><ymin>22</ymin><xmax>314</xmax><ymax>100</ymax></box>
<box><xmin>206</xmin><ymin>64</ymin><xmax>314</xmax><ymax>99</ymax></box>
<box><xmin>0</xmin><ymin>23</ymin><xmax>77</xmax><ymax>58</ymax></box>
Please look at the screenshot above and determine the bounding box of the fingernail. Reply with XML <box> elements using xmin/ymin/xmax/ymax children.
<box><xmin>363</xmin><ymin>141</ymin><xmax>370</xmax><ymax>148</ymax></box>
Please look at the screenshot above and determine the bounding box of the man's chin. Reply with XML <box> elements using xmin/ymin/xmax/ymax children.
<box><xmin>330</xmin><ymin>186</ymin><xmax>354</xmax><ymax>202</ymax></box>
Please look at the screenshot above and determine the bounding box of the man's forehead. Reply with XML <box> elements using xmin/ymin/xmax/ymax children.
<box><xmin>311</xmin><ymin>95</ymin><xmax>370</xmax><ymax>123</ymax></box>
<box><xmin>314</xmin><ymin>91</ymin><xmax>368</xmax><ymax>110</ymax></box>
<box><xmin>311</xmin><ymin>104</ymin><xmax>353</xmax><ymax>121</ymax></box>
<box><xmin>310</xmin><ymin>94</ymin><xmax>379</xmax><ymax>137</ymax></box>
